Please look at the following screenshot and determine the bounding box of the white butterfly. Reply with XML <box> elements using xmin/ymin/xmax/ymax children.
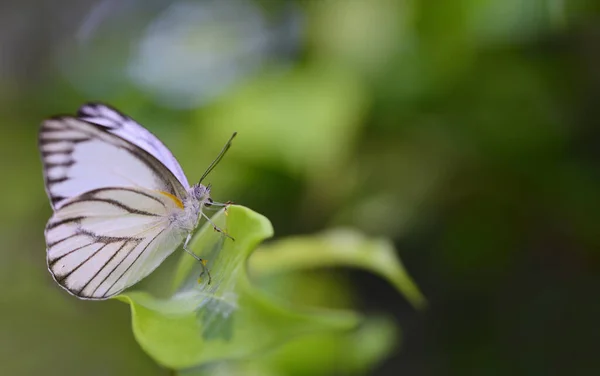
<box><xmin>39</xmin><ymin>103</ymin><xmax>235</xmax><ymax>300</ymax></box>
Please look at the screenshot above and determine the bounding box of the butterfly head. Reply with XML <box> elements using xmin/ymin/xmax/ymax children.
<box><xmin>191</xmin><ymin>183</ymin><xmax>211</xmax><ymax>206</ymax></box>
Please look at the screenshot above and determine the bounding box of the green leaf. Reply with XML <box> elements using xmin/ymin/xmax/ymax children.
<box><xmin>175</xmin><ymin>225</ymin><xmax>425</xmax><ymax>376</ymax></box>
<box><xmin>251</xmin><ymin>228</ymin><xmax>427</xmax><ymax>310</ymax></box>
<box><xmin>117</xmin><ymin>206</ymin><xmax>360</xmax><ymax>370</ymax></box>
<box><xmin>117</xmin><ymin>206</ymin><xmax>425</xmax><ymax>371</ymax></box>
<box><xmin>178</xmin><ymin>316</ymin><xmax>399</xmax><ymax>376</ymax></box>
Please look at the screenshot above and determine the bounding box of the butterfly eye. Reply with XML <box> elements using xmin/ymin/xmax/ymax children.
<box><xmin>205</xmin><ymin>197</ymin><xmax>214</xmax><ymax>207</ymax></box>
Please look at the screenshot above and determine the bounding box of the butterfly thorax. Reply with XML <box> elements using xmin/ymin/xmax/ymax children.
<box><xmin>172</xmin><ymin>184</ymin><xmax>211</xmax><ymax>233</ymax></box>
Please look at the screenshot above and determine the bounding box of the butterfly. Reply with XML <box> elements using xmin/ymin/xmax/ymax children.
<box><xmin>39</xmin><ymin>103</ymin><xmax>236</xmax><ymax>300</ymax></box>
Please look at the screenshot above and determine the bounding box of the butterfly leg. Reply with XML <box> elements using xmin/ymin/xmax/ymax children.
<box><xmin>205</xmin><ymin>200</ymin><xmax>234</xmax><ymax>207</ymax></box>
<box><xmin>205</xmin><ymin>200</ymin><xmax>234</xmax><ymax>215</ymax></box>
<box><xmin>183</xmin><ymin>233</ymin><xmax>212</xmax><ymax>285</ymax></box>
<box><xmin>200</xmin><ymin>212</ymin><xmax>235</xmax><ymax>241</ymax></box>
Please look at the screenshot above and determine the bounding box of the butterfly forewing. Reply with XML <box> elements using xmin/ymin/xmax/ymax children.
<box><xmin>46</xmin><ymin>187</ymin><xmax>186</xmax><ymax>299</ymax></box>
<box><xmin>39</xmin><ymin>116</ymin><xmax>187</xmax><ymax>209</ymax></box>
<box><xmin>77</xmin><ymin>103</ymin><xmax>190</xmax><ymax>188</ymax></box>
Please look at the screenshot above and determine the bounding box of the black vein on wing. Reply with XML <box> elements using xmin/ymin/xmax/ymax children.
<box><xmin>46</xmin><ymin>216</ymin><xmax>84</xmax><ymax>230</ymax></box>
<box><xmin>77</xmin><ymin>240</ymin><xmax>129</xmax><ymax>296</ymax></box>
<box><xmin>60</xmin><ymin>196</ymin><xmax>160</xmax><ymax>217</ymax></box>
<box><xmin>47</xmin><ymin>233</ymin><xmax>82</xmax><ymax>249</ymax></box>
<box><xmin>38</xmin><ymin>123</ymin><xmax>86</xmax><ymax>208</ymax></box>
<box><xmin>48</xmin><ymin>240</ymin><xmax>93</xmax><ymax>267</ymax></box>
<box><xmin>55</xmin><ymin>243</ymin><xmax>109</xmax><ymax>283</ymax></box>
<box><xmin>47</xmin><ymin>225</ymin><xmax>144</xmax><ymax>249</ymax></box>
<box><xmin>78</xmin><ymin>187</ymin><xmax>167</xmax><ymax>209</ymax></box>
<box><xmin>41</xmin><ymin>150</ymin><xmax>73</xmax><ymax>158</ymax></box>
<box><xmin>89</xmin><ymin>239</ymin><xmax>140</xmax><ymax>297</ymax></box>
<box><xmin>47</xmin><ymin>176</ymin><xmax>69</xmax><ymax>184</ymax></box>
<box><xmin>45</xmin><ymin>160</ymin><xmax>75</xmax><ymax>168</ymax></box>
<box><xmin>51</xmin><ymin>195</ymin><xmax>68</xmax><ymax>206</ymax></box>
<box><xmin>102</xmin><ymin>228</ymin><xmax>166</xmax><ymax>298</ymax></box>
<box><xmin>47</xmin><ymin>228</ymin><xmax>141</xmax><ymax>266</ymax></box>
<box><xmin>77</xmin><ymin>102</ymin><xmax>125</xmax><ymax>128</ymax></box>
<box><xmin>39</xmin><ymin>137</ymin><xmax>90</xmax><ymax>145</ymax></box>
<box><xmin>46</xmin><ymin>213</ymin><xmax>147</xmax><ymax>251</ymax></box>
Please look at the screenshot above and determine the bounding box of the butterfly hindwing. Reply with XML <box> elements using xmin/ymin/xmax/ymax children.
<box><xmin>77</xmin><ymin>103</ymin><xmax>190</xmax><ymax>188</ymax></box>
<box><xmin>39</xmin><ymin>116</ymin><xmax>188</xmax><ymax>209</ymax></box>
<box><xmin>46</xmin><ymin>187</ymin><xmax>186</xmax><ymax>299</ymax></box>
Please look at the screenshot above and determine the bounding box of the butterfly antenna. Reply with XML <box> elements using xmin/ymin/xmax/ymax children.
<box><xmin>198</xmin><ymin>132</ymin><xmax>237</xmax><ymax>185</ymax></box>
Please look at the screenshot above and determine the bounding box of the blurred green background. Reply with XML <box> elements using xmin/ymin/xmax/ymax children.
<box><xmin>1</xmin><ymin>0</ymin><xmax>600</xmax><ymax>375</ymax></box>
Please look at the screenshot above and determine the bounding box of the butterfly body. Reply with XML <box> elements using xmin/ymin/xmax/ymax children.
<box><xmin>39</xmin><ymin>103</ymin><xmax>233</xmax><ymax>300</ymax></box>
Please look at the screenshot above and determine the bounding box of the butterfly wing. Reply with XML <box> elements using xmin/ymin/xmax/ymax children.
<box><xmin>45</xmin><ymin>187</ymin><xmax>186</xmax><ymax>299</ymax></box>
<box><xmin>39</xmin><ymin>116</ymin><xmax>188</xmax><ymax>209</ymax></box>
<box><xmin>77</xmin><ymin>103</ymin><xmax>190</xmax><ymax>188</ymax></box>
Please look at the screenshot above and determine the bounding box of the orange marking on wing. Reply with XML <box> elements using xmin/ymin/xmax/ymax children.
<box><xmin>158</xmin><ymin>191</ymin><xmax>184</xmax><ymax>209</ymax></box>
